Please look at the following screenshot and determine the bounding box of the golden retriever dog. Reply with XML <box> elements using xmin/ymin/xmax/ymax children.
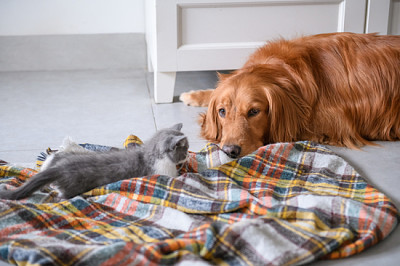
<box><xmin>180</xmin><ymin>32</ymin><xmax>400</xmax><ymax>158</ymax></box>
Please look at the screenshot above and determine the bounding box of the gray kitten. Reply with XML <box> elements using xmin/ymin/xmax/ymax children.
<box><xmin>0</xmin><ymin>123</ymin><xmax>189</xmax><ymax>200</ymax></box>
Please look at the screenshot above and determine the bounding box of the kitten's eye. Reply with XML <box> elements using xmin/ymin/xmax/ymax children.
<box><xmin>218</xmin><ymin>108</ymin><xmax>226</xmax><ymax>118</ymax></box>
<box><xmin>248</xmin><ymin>108</ymin><xmax>260</xmax><ymax>117</ymax></box>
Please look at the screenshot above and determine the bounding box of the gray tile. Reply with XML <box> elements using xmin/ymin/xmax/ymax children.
<box><xmin>0</xmin><ymin>150</ymin><xmax>42</xmax><ymax>168</ymax></box>
<box><xmin>151</xmin><ymin>101</ymin><xmax>208</xmax><ymax>148</ymax></box>
<box><xmin>147</xmin><ymin>70</ymin><xmax>217</xmax><ymax>151</ymax></box>
<box><xmin>0</xmin><ymin>69</ymin><xmax>156</xmax><ymax>159</ymax></box>
<box><xmin>174</xmin><ymin>71</ymin><xmax>221</xmax><ymax>96</ymax></box>
<box><xmin>0</xmin><ymin>68</ymin><xmax>216</xmax><ymax>163</ymax></box>
<box><xmin>146</xmin><ymin>70</ymin><xmax>224</xmax><ymax>101</ymax></box>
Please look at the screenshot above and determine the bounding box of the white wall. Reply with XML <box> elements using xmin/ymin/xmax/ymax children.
<box><xmin>0</xmin><ymin>0</ymin><xmax>145</xmax><ymax>36</ymax></box>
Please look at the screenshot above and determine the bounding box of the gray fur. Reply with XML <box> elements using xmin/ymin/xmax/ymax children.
<box><xmin>0</xmin><ymin>123</ymin><xmax>188</xmax><ymax>200</ymax></box>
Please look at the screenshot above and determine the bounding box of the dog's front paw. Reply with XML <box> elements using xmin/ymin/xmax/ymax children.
<box><xmin>180</xmin><ymin>91</ymin><xmax>198</xmax><ymax>106</ymax></box>
<box><xmin>179</xmin><ymin>89</ymin><xmax>213</xmax><ymax>107</ymax></box>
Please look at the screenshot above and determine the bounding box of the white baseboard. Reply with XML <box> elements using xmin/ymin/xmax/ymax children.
<box><xmin>0</xmin><ymin>33</ymin><xmax>146</xmax><ymax>72</ymax></box>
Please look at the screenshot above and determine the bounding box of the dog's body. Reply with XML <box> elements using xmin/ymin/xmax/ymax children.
<box><xmin>180</xmin><ymin>33</ymin><xmax>400</xmax><ymax>157</ymax></box>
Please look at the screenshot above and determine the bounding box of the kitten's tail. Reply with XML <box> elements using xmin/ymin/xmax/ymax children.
<box><xmin>0</xmin><ymin>168</ymin><xmax>60</xmax><ymax>200</ymax></box>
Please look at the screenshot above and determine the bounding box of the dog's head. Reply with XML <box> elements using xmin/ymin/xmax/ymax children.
<box><xmin>200</xmin><ymin>65</ymin><xmax>311</xmax><ymax>158</ymax></box>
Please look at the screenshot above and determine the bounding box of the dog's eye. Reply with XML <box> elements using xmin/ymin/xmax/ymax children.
<box><xmin>218</xmin><ymin>108</ymin><xmax>226</xmax><ymax>118</ymax></box>
<box><xmin>248</xmin><ymin>108</ymin><xmax>260</xmax><ymax>117</ymax></box>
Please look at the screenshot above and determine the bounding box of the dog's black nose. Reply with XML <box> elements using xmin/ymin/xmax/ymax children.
<box><xmin>222</xmin><ymin>145</ymin><xmax>242</xmax><ymax>158</ymax></box>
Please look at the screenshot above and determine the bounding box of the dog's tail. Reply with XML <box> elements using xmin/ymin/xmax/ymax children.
<box><xmin>0</xmin><ymin>168</ymin><xmax>60</xmax><ymax>200</ymax></box>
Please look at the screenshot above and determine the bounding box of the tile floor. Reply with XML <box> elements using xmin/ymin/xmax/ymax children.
<box><xmin>0</xmin><ymin>69</ymin><xmax>220</xmax><ymax>166</ymax></box>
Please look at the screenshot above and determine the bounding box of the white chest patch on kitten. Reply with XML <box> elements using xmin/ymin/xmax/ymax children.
<box><xmin>153</xmin><ymin>157</ymin><xmax>178</xmax><ymax>177</ymax></box>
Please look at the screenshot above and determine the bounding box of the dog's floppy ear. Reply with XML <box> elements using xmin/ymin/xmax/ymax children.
<box><xmin>199</xmin><ymin>95</ymin><xmax>222</xmax><ymax>143</ymax></box>
<box><xmin>216</xmin><ymin>72</ymin><xmax>231</xmax><ymax>82</ymax></box>
<box><xmin>264</xmin><ymin>81</ymin><xmax>311</xmax><ymax>143</ymax></box>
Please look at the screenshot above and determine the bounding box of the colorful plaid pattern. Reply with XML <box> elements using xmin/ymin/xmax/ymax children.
<box><xmin>0</xmin><ymin>139</ymin><xmax>398</xmax><ymax>265</ymax></box>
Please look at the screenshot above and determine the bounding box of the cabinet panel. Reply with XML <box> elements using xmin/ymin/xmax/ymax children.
<box><xmin>179</xmin><ymin>2</ymin><xmax>341</xmax><ymax>47</ymax></box>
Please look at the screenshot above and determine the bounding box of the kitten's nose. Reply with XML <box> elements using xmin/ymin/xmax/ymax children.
<box><xmin>222</xmin><ymin>145</ymin><xmax>241</xmax><ymax>158</ymax></box>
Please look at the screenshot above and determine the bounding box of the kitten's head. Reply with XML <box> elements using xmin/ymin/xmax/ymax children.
<box><xmin>147</xmin><ymin>123</ymin><xmax>189</xmax><ymax>164</ymax></box>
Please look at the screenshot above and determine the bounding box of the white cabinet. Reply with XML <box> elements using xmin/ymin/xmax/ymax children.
<box><xmin>145</xmin><ymin>0</ymin><xmax>373</xmax><ymax>103</ymax></box>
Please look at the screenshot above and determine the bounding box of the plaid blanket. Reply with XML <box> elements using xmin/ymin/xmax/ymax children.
<box><xmin>0</xmin><ymin>138</ymin><xmax>398</xmax><ymax>265</ymax></box>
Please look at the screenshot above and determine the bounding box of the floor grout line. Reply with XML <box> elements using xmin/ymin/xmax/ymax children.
<box><xmin>144</xmin><ymin>71</ymin><xmax>158</xmax><ymax>131</ymax></box>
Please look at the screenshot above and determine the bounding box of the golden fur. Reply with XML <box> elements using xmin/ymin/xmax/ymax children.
<box><xmin>180</xmin><ymin>33</ymin><xmax>400</xmax><ymax>157</ymax></box>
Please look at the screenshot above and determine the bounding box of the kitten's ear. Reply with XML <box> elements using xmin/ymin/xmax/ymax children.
<box><xmin>169</xmin><ymin>135</ymin><xmax>187</xmax><ymax>150</ymax></box>
<box><xmin>171</xmin><ymin>123</ymin><xmax>183</xmax><ymax>131</ymax></box>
